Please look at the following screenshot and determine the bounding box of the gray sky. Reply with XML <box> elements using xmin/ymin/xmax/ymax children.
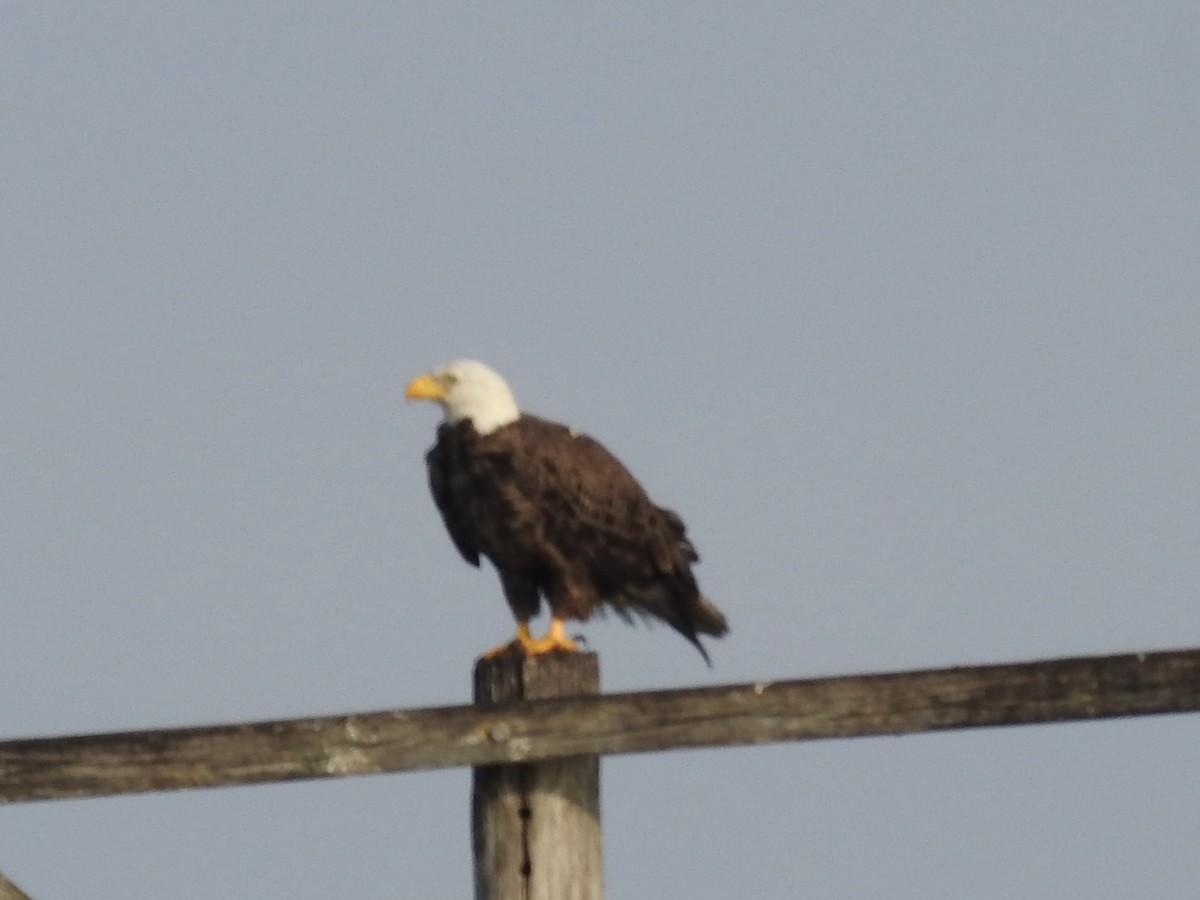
<box><xmin>3</xmin><ymin>4</ymin><xmax>1199</xmax><ymax>898</ymax></box>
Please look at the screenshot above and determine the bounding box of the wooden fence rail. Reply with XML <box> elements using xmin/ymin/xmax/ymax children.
<box><xmin>0</xmin><ymin>868</ymin><xmax>32</xmax><ymax>900</ymax></box>
<box><xmin>3</xmin><ymin>646</ymin><xmax>1199</xmax><ymax>806</ymax></box>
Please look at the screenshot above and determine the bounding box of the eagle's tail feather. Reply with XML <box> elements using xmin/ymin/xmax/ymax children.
<box><xmin>606</xmin><ymin>583</ymin><xmax>729</xmax><ymax>666</ymax></box>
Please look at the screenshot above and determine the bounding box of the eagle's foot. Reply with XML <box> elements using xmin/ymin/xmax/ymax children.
<box><xmin>481</xmin><ymin>619</ymin><xmax>577</xmax><ymax>660</ymax></box>
<box><xmin>518</xmin><ymin>626</ymin><xmax>578</xmax><ymax>656</ymax></box>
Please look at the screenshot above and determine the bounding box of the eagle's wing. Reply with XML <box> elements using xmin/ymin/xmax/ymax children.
<box><xmin>505</xmin><ymin>417</ymin><xmax>728</xmax><ymax>661</ymax></box>
<box><xmin>479</xmin><ymin>414</ymin><xmax>727</xmax><ymax>661</ymax></box>
<box><xmin>504</xmin><ymin>416</ymin><xmax>691</xmax><ymax>588</ymax></box>
<box><xmin>426</xmin><ymin>430</ymin><xmax>481</xmax><ymax>567</ymax></box>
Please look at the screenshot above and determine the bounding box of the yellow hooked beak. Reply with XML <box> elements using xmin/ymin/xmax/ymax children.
<box><xmin>404</xmin><ymin>372</ymin><xmax>446</xmax><ymax>403</ymax></box>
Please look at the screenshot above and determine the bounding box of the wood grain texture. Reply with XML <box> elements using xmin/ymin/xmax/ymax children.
<box><xmin>472</xmin><ymin>653</ymin><xmax>602</xmax><ymax>900</ymax></box>
<box><xmin>2</xmin><ymin>647</ymin><xmax>1199</xmax><ymax>805</ymax></box>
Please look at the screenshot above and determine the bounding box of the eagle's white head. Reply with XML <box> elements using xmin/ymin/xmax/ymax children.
<box><xmin>404</xmin><ymin>359</ymin><xmax>521</xmax><ymax>435</ymax></box>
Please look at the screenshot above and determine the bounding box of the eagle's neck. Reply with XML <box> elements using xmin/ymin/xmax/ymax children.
<box><xmin>448</xmin><ymin>403</ymin><xmax>519</xmax><ymax>437</ymax></box>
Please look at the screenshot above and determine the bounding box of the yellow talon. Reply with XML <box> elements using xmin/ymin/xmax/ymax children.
<box><xmin>481</xmin><ymin>619</ymin><xmax>577</xmax><ymax>660</ymax></box>
<box><xmin>520</xmin><ymin>617</ymin><xmax>578</xmax><ymax>655</ymax></box>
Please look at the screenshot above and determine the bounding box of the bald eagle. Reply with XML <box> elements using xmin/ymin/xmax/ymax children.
<box><xmin>405</xmin><ymin>360</ymin><xmax>729</xmax><ymax>664</ymax></box>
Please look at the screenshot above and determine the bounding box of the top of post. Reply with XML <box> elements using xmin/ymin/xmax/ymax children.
<box><xmin>473</xmin><ymin>652</ymin><xmax>600</xmax><ymax>705</ymax></box>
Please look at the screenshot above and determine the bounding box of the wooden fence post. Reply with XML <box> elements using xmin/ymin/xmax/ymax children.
<box><xmin>472</xmin><ymin>652</ymin><xmax>602</xmax><ymax>900</ymax></box>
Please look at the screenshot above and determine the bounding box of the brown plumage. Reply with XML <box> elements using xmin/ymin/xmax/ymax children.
<box><xmin>406</xmin><ymin>360</ymin><xmax>729</xmax><ymax>664</ymax></box>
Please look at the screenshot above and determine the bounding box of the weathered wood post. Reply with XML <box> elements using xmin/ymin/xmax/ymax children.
<box><xmin>472</xmin><ymin>652</ymin><xmax>602</xmax><ymax>900</ymax></box>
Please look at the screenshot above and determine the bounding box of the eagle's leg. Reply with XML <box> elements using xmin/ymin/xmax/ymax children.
<box><xmin>518</xmin><ymin>616</ymin><xmax>577</xmax><ymax>655</ymax></box>
<box><xmin>480</xmin><ymin>619</ymin><xmax>576</xmax><ymax>659</ymax></box>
